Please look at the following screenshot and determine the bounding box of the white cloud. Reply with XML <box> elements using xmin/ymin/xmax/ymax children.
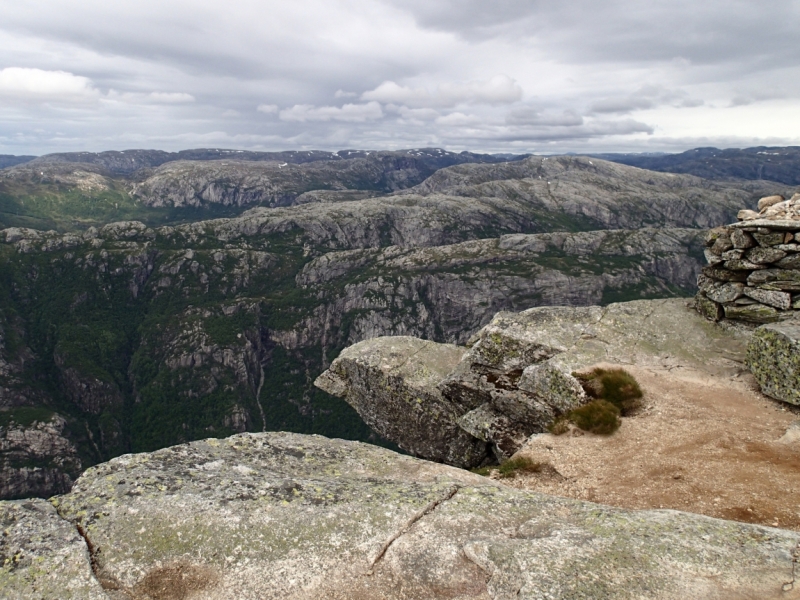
<box><xmin>589</xmin><ymin>85</ymin><xmax>703</xmax><ymax>115</ymax></box>
<box><xmin>0</xmin><ymin>67</ymin><xmax>98</xmax><ymax>102</ymax></box>
<box><xmin>395</xmin><ymin>106</ymin><xmax>440</xmax><ymax>122</ymax></box>
<box><xmin>147</xmin><ymin>91</ymin><xmax>195</xmax><ymax>103</ymax></box>
<box><xmin>0</xmin><ymin>1</ymin><xmax>799</xmax><ymax>154</ymax></box>
<box><xmin>506</xmin><ymin>108</ymin><xmax>584</xmax><ymax>127</ymax></box>
<box><xmin>279</xmin><ymin>101</ymin><xmax>383</xmax><ymax>122</ymax></box>
<box><xmin>435</xmin><ymin>112</ymin><xmax>482</xmax><ymax>126</ymax></box>
<box><xmin>105</xmin><ymin>90</ymin><xmax>195</xmax><ymax>104</ymax></box>
<box><xmin>362</xmin><ymin>74</ymin><xmax>522</xmax><ymax>108</ymax></box>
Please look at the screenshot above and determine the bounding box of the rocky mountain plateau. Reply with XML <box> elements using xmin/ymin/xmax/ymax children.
<box><xmin>1</xmin><ymin>146</ymin><xmax>799</xmax><ymax>598</ymax></box>
<box><xmin>3</xmin><ymin>152</ymin><xmax>796</xmax><ymax>500</ymax></box>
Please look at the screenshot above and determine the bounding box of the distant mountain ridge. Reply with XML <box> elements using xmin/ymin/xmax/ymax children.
<box><xmin>21</xmin><ymin>147</ymin><xmax>521</xmax><ymax>176</ymax></box>
<box><xmin>596</xmin><ymin>146</ymin><xmax>800</xmax><ymax>185</ymax></box>
<box><xmin>0</xmin><ymin>155</ymin><xmax>37</xmax><ymax>170</ymax></box>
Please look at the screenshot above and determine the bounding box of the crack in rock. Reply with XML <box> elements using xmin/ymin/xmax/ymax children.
<box><xmin>366</xmin><ymin>485</ymin><xmax>460</xmax><ymax>575</ymax></box>
<box><xmin>75</xmin><ymin>521</ymin><xmax>127</xmax><ymax>595</ymax></box>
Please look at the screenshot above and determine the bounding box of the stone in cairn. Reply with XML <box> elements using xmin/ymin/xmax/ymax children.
<box><xmin>697</xmin><ymin>193</ymin><xmax>800</xmax><ymax>323</ymax></box>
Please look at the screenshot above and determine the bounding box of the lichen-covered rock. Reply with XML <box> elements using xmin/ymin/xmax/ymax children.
<box><xmin>314</xmin><ymin>336</ymin><xmax>488</xmax><ymax>467</ymax></box>
<box><xmin>37</xmin><ymin>432</ymin><xmax>800</xmax><ymax>600</ymax></box>
<box><xmin>320</xmin><ymin>299</ymin><xmax>753</xmax><ymax>464</ymax></box>
<box><xmin>747</xmin><ymin>246</ymin><xmax>788</xmax><ymax>264</ymax></box>
<box><xmin>747</xmin><ymin>321</ymin><xmax>800</xmax><ymax>405</ymax></box>
<box><xmin>723</xmin><ymin>302</ymin><xmax>782</xmax><ymax>323</ymax></box>
<box><xmin>695</xmin><ymin>292</ymin><xmax>723</xmax><ymax>321</ymax></box>
<box><xmin>705</xmin><ymin>281</ymin><xmax>745</xmax><ymax>304</ymax></box>
<box><xmin>730</xmin><ymin>228</ymin><xmax>756</xmax><ymax>248</ymax></box>
<box><xmin>0</xmin><ymin>499</ymin><xmax>106</xmax><ymax>599</ymax></box>
<box><xmin>744</xmin><ymin>288</ymin><xmax>792</xmax><ymax>310</ymax></box>
<box><xmin>748</xmin><ymin>268</ymin><xmax>800</xmax><ymax>291</ymax></box>
<box><xmin>456</xmin><ymin>403</ymin><xmax>527</xmax><ymax>459</ymax></box>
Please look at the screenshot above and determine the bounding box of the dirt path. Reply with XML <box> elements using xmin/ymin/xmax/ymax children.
<box><xmin>501</xmin><ymin>363</ymin><xmax>800</xmax><ymax>530</ymax></box>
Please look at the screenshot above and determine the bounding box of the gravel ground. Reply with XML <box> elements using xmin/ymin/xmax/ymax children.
<box><xmin>494</xmin><ymin>362</ymin><xmax>800</xmax><ymax>530</ymax></box>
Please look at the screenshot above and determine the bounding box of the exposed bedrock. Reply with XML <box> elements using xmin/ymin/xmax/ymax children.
<box><xmin>1</xmin><ymin>432</ymin><xmax>795</xmax><ymax>599</ymax></box>
<box><xmin>317</xmin><ymin>299</ymin><xmax>751</xmax><ymax>465</ymax></box>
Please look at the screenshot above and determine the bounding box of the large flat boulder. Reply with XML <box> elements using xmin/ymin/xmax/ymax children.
<box><xmin>314</xmin><ymin>336</ymin><xmax>488</xmax><ymax>467</ymax></box>
<box><xmin>747</xmin><ymin>321</ymin><xmax>800</xmax><ymax>405</ymax></box>
<box><xmin>32</xmin><ymin>432</ymin><xmax>799</xmax><ymax>600</ymax></box>
<box><xmin>0</xmin><ymin>499</ymin><xmax>106</xmax><ymax>599</ymax></box>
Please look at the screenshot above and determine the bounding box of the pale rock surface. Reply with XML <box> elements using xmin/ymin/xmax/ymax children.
<box><xmin>0</xmin><ymin>499</ymin><xmax>106</xmax><ymax>599</ymax></box>
<box><xmin>315</xmin><ymin>336</ymin><xmax>489</xmax><ymax>467</ymax></box>
<box><xmin>28</xmin><ymin>432</ymin><xmax>800</xmax><ymax>600</ymax></box>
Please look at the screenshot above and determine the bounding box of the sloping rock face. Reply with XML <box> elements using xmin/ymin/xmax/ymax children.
<box><xmin>318</xmin><ymin>299</ymin><xmax>751</xmax><ymax>464</ymax></box>
<box><xmin>315</xmin><ymin>337</ymin><xmax>488</xmax><ymax>467</ymax></box>
<box><xmin>0</xmin><ymin>432</ymin><xmax>784</xmax><ymax>599</ymax></box>
<box><xmin>747</xmin><ymin>321</ymin><xmax>800</xmax><ymax>405</ymax></box>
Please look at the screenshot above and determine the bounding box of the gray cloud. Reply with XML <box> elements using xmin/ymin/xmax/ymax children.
<box><xmin>0</xmin><ymin>0</ymin><xmax>798</xmax><ymax>155</ymax></box>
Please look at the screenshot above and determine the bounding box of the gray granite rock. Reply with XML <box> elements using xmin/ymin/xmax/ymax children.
<box><xmin>38</xmin><ymin>432</ymin><xmax>800</xmax><ymax>600</ymax></box>
<box><xmin>702</xmin><ymin>266</ymin><xmax>749</xmax><ymax>282</ymax></box>
<box><xmin>730</xmin><ymin>228</ymin><xmax>756</xmax><ymax>249</ymax></box>
<box><xmin>705</xmin><ymin>282</ymin><xmax>745</xmax><ymax>304</ymax></box>
<box><xmin>747</xmin><ymin>321</ymin><xmax>800</xmax><ymax>405</ymax></box>
<box><xmin>744</xmin><ymin>288</ymin><xmax>793</xmax><ymax>310</ymax></box>
<box><xmin>0</xmin><ymin>499</ymin><xmax>106</xmax><ymax>599</ymax></box>
<box><xmin>695</xmin><ymin>292</ymin><xmax>723</xmax><ymax>321</ymax></box>
<box><xmin>748</xmin><ymin>268</ymin><xmax>800</xmax><ymax>291</ymax></box>
<box><xmin>776</xmin><ymin>253</ymin><xmax>800</xmax><ymax>269</ymax></box>
<box><xmin>729</xmin><ymin>218</ymin><xmax>800</xmax><ymax>231</ymax></box>
<box><xmin>723</xmin><ymin>302</ymin><xmax>782</xmax><ymax>323</ymax></box>
<box><xmin>747</xmin><ymin>246</ymin><xmax>788</xmax><ymax>264</ymax></box>
<box><xmin>314</xmin><ymin>336</ymin><xmax>489</xmax><ymax>467</ymax></box>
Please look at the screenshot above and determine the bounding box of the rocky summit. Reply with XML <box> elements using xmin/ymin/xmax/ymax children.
<box><xmin>1</xmin><ymin>431</ymin><xmax>798</xmax><ymax>600</ymax></box>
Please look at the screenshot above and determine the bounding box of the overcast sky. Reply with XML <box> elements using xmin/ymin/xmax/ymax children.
<box><xmin>2</xmin><ymin>0</ymin><xmax>799</xmax><ymax>155</ymax></box>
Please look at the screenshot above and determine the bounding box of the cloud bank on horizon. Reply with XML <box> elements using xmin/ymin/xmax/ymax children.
<box><xmin>1</xmin><ymin>0</ymin><xmax>799</xmax><ymax>155</ymax></box>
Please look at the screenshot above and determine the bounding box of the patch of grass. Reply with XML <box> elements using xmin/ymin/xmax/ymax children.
<box><xmin>0</xmin><ymin>407</ymin><xmax>55</xmax><ymax>428</ymax></box>
<box><xmin>470</xmin><ymin>466</ymin><xmax>493</xmax><ymax>477</ymax></box>
<box><xmin>549</xmin><ymin>416</ymin><xmax>570</xmax><ymax>436</ymax></box>
<box><xmin>497</xmin><ymin>456</ymin><xmax>545</xmax><ymax>478</ymax></box>
<box><xmin>574</xmin><ymin>367</ymin><xmax>643</xmax><ymax>415</ymax></box>
<box><xmin>568</xmin><ymin>400</ymin><xmax>621</xmax><ymax>435</ymax></box>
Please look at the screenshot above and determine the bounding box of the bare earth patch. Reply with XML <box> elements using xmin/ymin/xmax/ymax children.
<box><xmin>500</xmin><ymin>362</ymin><xmax>800</xmax><ymax>531</ymax></box>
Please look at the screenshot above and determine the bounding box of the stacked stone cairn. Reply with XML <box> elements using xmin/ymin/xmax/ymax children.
<box><xmin>696</xmin><ymin>192</ymin><xmax>800</xmax><ymax>323</ymax></box>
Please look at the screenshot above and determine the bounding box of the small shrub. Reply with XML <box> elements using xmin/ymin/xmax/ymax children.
<box><xmin>549</xmin><ymin>417</ymin><xmax>570</xmax><ymax>436</ymax></box>
<box><xmin>497</xmin><ymin>456</ymin><xmax>544</xmax><ymax>478</ymax></box>
<box><xmin>574</xmin><ymin>367</ymin><xmax>643</xmax><ymax>416</ymax></box>
<box><xmin>568</xmin><ymin>400</ymin><xmax>621</xmax><ymax>435</ymax></box>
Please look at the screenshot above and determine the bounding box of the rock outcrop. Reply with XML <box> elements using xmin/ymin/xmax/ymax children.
<box><xmin>747</xmin><ymin>321</ymin><xmax>800</xmax><ymax>406</ymax></box>
<box><xmin>318</xmin><ymin>299</ymin><xmax>751</xmax><ymax>464</ymax></box>
<box><xmin>696</xmin><ymin>193</ymin><xmax>800</xmax><ymax>323</ymax></box>
<box><xmin>315</xmin><ymin>337</ymin><xmax>489</xmax><ymax>467</ymax></box>
<box><xmin>1</xmin><ymin>431</ymin><xmax>796</xmax><ymax>599</ymax></box>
